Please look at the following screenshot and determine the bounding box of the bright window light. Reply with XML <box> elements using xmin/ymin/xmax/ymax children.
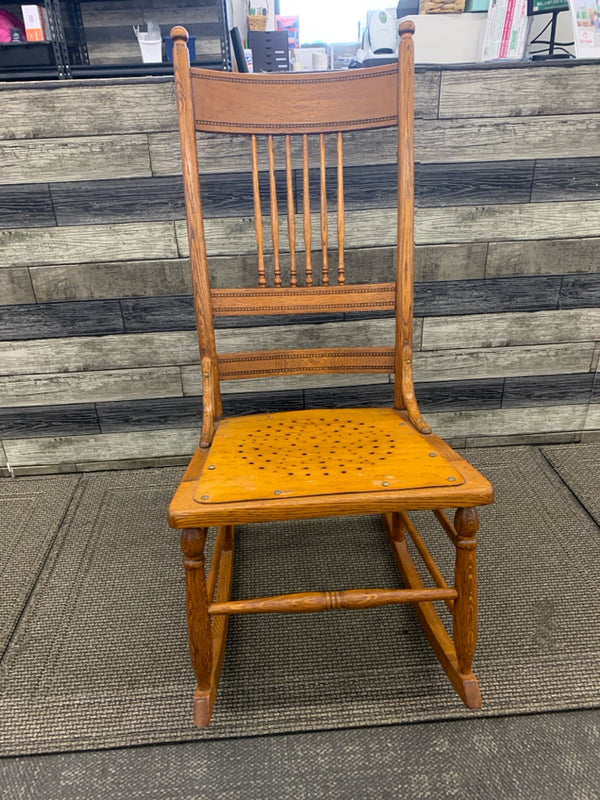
<box><xmin>278</xmin><ymin>1</ymin><xmax>392</xmax><ymax>44</ymax></box>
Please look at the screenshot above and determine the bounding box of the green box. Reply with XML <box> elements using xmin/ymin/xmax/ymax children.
<box><xmin>465</xmin><ymin>0</ymin><xmax>490</xmax><ymax>10</ymax></box>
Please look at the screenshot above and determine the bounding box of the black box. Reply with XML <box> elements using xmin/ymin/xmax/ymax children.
<box><xmin>248</xmin><ymin>31</ymin><xmax>289</xmax><ymax>73</ymax></box>
<box><xmin>0</xmin><ymin>42</ymin><xmax>55</xmax><ymax>67</ymax></box>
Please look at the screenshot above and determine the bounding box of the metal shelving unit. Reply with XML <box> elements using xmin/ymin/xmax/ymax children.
<box><xmin>0</xmin><ymin>0</ymin><xmax>230</xmax><ymax>80</ymax></box>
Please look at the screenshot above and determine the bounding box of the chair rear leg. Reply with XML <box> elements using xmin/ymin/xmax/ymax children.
<box><xmin>180</xmin><ymin>527</ymin><xmax>214</xmax><ymax>726</ymax></box>
<box><xmin>383</xmin><ymin>510</ymin><xmax>482</xmax><ymax>708</ymax></box>
<box><xmin>453</xmin><ymin>507</ymin><xmax>481</xmax><ymax>703</ymax></box>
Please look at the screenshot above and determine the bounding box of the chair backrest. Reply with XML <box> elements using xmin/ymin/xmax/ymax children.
<box><xmin>170</xmin><ymin>22</ymin><xmax>429</xmax><ymax>447</ymax></box>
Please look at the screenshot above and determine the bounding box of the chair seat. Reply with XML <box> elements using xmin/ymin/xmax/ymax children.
<box><xmin>195</xmin><ymin>408</ymin><xmax>465</xmax><ymax>504</ymax></box>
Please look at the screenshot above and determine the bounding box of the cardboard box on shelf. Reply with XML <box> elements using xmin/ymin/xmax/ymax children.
<box><xmin>21</xmin><ymin>5</ymin><xmax>50</xmax><ymax>42</ymax></box>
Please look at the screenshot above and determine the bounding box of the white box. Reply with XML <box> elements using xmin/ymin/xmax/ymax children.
<box><xmin>21</xmin><ymin>5</ymin><xmax>50</xmax><ymax>42</ymax></box>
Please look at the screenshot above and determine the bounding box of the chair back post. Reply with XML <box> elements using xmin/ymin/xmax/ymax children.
<box><xmin>171</xmin><ymin>26</ymin><xmax>222</xmax><ymax>446</ymax></box>
<box><xmin>394</xmin><ymin>22</ymin><xmax>430</xmax><ymax>434</ymax></box>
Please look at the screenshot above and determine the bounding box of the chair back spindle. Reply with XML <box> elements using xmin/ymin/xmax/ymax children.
<box><xmin>337</xmin><ymin>132</ymin><xmax>346</xmax><ymax>286</ymax></box>
<box><xmin>303</xmin><ymin>134</ymin><xmax>314</xmax><ymax>287</ymax></box>
<box><xmin>251</xmin><ymin>135</ymin><xmax>267</xmax><ymax>288</ymax></box>
<box><xmin>285</xmin><ymin>135</ymin><xmax>298</xmax><ymax>287</ymax></box>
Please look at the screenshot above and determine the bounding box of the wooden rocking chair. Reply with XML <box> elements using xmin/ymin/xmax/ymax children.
<box><xmin>168</xmin><ymin>22</ymin><xmax>494</xmax><ymax>727</ymax></box>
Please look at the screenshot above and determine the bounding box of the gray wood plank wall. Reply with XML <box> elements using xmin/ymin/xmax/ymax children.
<box><xmin>0</xmin><ymin>61</ymin><xmax>599</xmax><ymax>474</ymax></box>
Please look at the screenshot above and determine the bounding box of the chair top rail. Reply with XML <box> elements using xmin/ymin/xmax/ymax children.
<box><xmin>188</xmin><ymin>63</ymin><xmax>401</xmax><ymax>135</ymax></box>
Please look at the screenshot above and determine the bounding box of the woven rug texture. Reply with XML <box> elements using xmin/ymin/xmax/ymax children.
<box><xmin>0</xmin><ymin>445</ymin><xmax>599</xmax><ymax>755</ymax></box>
<box><xmin>542</xmin><ymin>442</ymin><xmax>600</xmax><ymax>526</ymax></box>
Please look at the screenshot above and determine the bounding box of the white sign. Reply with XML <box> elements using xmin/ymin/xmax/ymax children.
<box><xmin>569</xmin><ymin>0</ymin><xmax>600</xmax><ymax>57</ymax></box>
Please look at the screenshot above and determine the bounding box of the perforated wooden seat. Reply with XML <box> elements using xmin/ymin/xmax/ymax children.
<box><xmin>195</xmin><ymin>409</ymin><xmax>465</xmax><ymax>504</ymax></box>
<box><xmin>166</xmin><ymin>21</ymin><xmax>494</xmax><ymax>727</ymax></box>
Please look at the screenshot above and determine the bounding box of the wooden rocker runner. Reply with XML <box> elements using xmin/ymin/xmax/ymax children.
<box><xmin>168</xmin><ymin>21</ymin><xmax>495</xmax><ymax>726</ymax></box>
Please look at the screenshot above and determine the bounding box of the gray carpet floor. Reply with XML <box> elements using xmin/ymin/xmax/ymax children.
<box><xmin>2</xmin><ymin>708</ymin><xmax>600</xmax><ymax>800</ymax></box>
<box><xmin>0</xmin><ymin>443</ymin><xmax>599</xmax><ymax>795</ymax></box>
<box><xmin>542</xmin><ymin>442</ymin><xmax>600</xmax><ymax>526</ymax></box>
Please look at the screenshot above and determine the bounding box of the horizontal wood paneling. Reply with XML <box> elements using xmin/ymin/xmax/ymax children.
<box><xmin>120</xmin><ymin>295</ymin><xmax>195</xmax><ymax>333</ymax></box>
<box><xmin>428</xmin><ymin>404</ymin><xmax>589</xmax><ymax>440</ymax></box>
<box><xmin>486</xmin><ymin>237</ymin><xmax>600</xmax><ymax>277</ymax></box>
<box><xmin>306</xmin><ymin>378</ymin><xmax>504</xmax><ymax>413</ymax></box>
<box><xmin>415</xmin><ymin>276</ymin><xmax>561</xmax><ymax>317</ymax></box>
<box><xmin>173</xmin><ymin>201</ymin><xmax>600</xmax><ymax>258</ymax></box>
<box><xmin>585</xmin><ymin>404</ymin><xmax>600</xmax><ymax>431</ymax></box>
<box><xmin>309</xmin><ymin>160</ymin><xmax>535</xmax><ymax>211</ymax></box>
<box><xmin>29</xmin><ymin>259</ymin><xmax>193</xmax><ymax>303</ymax></box>
<box><xmin>0</xmin><ymin>136</ymin><xmax>152</xmax><ymax>185</ymax></box>
<box><xmin>0</xmin><ymin>367</ymin><xmax>183</xmax><ymax>408</ymax></box>
<box><xmin>413</xmin><ymin>342</ymin><xmax>596</xmax><ymax>383</ymax></box>
<box><xmin>2</xmin><ymin>403</ymin><xmax>591</xmax><ymax>469</ymax></box>
<box><xmin>503</xmin><ymin>373</ymin><xmax>595</xmax><ymax>408</ymax></box>
<box><xmin>0</xmin><ymin>404</ymin><xmax>99</xmax><ymax>438</ymax></box>
<box><xmin>4</xmin><ymin>205</ymin><xmax>596</xmax><ymax>275</ymax></box>
<box><xmin>415</xmin><ymin>161</ymin><xmax>534</xmax><ymax>207</ymax></box>
<box><xmin>593</xmin><ymin>372</ymin><xmax>600</xmax><ymax>402</ymax></box>
<box><xmin>0</xmin><ymin>331</ymin><xmax>198</xmax><ymax>376</ymax></box>
<box><xmin>0</xmin><ymin>300</ymin><xmax>124</xmax><ymax>340</ymax></box>
<box><xmin>422</xmin><ymin>309</ymin><xmax>600</xmax><ymax>351</ymax></box>
<box><xmin>0</xmin><ymin>269</ymin><xmax>36</xmax><ymax>305</ymax></box>
<box><xmin>2</xmin><ymin>428</ymin><xmax>198</xmax><ymax>467</ymax></box>
<box><xmin>2</xmin><ymin>278</ymin><xmax>593</xmax><ymax>352</ymax></box>
<box><xmin>467</xmin><ymin>431</ymin><xmax>582</xmax><ymax>448</ymax></box>
<box><xmin>593</xmin><ymin>344</ymin><xmax>600</xmax><ymax>373</ymax></box>
<box><xmin>148</xmin><ymin>113</ymin><xmax>600</xmax><ymax>176</ymax></box>
<box><xmin>417</xmin><ymin>115</ymin><xmax>600</xmax><ymax>163</ymax></box>
<box><xmin>415</xmin><ymin>200</ymin><xmax>600</xmax><ymax>246</ymax></box>
<box><xmin>415</xmin><ymin>243</ymin><xmax>487</xmax><ymax>282</ymax></box>
<box><xmin>532</xmin><ymin>158</ymin><xmax>600</xmax><ymax>203</ymax></box>
<box><xmin>44</xmin><ymin>160</ymin><xmax>538</xmax><ymax>229</ymax></box>
<box><xmin>213</xmin><ymin>318</ymin><xmax>398</xmax><ymax>355</ymax></box>
<box><xmin>439</xmin><ymin>65</ymin><xmax>600</xmax><ymax>119</ymax></box>
<box><xmin>95</xmin><ymin>390</ymin><xmax>305</xmax><ymax>432</ymax></box>
<box><xmin>560</xmin><ymin>274</ymin><xmax>600</xmax><ymax>309</ymax></box>
<box><xmin>97</xmin><ymin>395</ymin><xmax>202</xmax><ymax>432</ymax></box>
<box><xmin>0</xmin><ymin>184</ymin><xmax>55</xmax><ymax>228</ymax></box>
<box><xmin>22</xmin><ymin>245</ymin><xmax>487</xmax><ymax>303</ymax></box>
<box><xmin>0</xmin><ymin>81</ymin><xmax>176</xmax><ymax>139</ymax></box>
<box><xmin>1</xmin><ymin>369</ymin><xmax>594</xmax><ymax>439</ymax></box>
<box><xmin>181</xmin><ymin>367</ymin><xmax>391</xmax><ymax>397</ymax></box>
<box><xmin>50</xmin><ymin>176</ymin><xmax>185</xmax><ymax>226</ymax></box>
<box><xmin>0</xmin><ymin>222</ymin><xmax>177</xmax><ymax>267</ymax></box>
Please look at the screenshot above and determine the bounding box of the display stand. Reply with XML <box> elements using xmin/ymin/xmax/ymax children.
<box><xmin>529</xmin><ymin>9</ymin><xmax>574</xmax><ymax>58</ymax></box>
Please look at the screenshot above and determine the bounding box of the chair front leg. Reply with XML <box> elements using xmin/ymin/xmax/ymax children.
<box><xmin>453</xmin><ymin>507</ymin><xmax>479</xmax><ymax>677</ymax></box>
<box><xmin>180</xmin><ymin>527</ymin><xmax>214</xmax><ymax>725</ymax></box>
